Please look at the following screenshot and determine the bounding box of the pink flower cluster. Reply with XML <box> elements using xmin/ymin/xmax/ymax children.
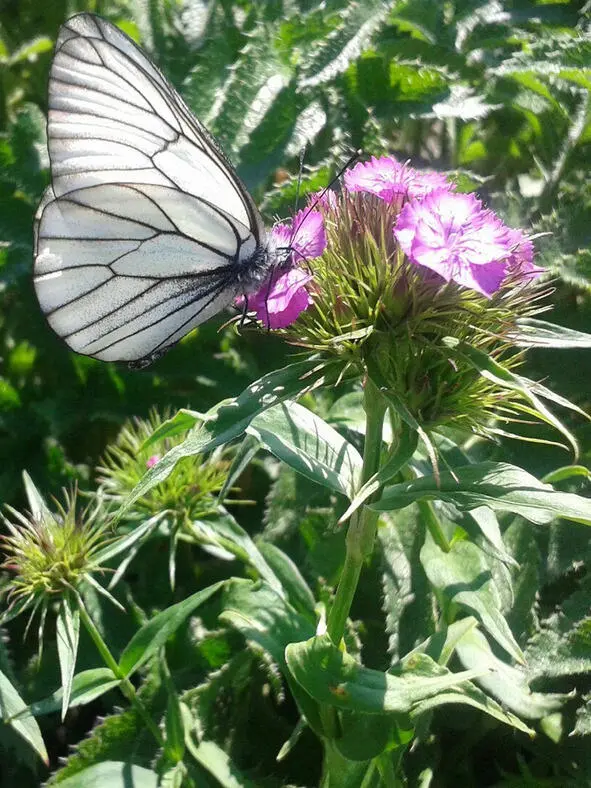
<box><xmin>246</xmin><ymin>155</ymin><xmax>540</xmax><ymax>328</ymax></box>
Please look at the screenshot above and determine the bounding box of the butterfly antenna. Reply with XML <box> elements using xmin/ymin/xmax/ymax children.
<box><xmin>290</xmin><ymin>148</ymin><xmax>363</xmax><ymax>239</ymax></box>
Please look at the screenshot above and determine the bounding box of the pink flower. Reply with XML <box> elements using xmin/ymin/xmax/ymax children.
<box><xmin>344</xmin><ymin>156</ymin><xmax>450</xmax><ymax>203</ymax></box>
<box><xmin>394</xmin><ymin>190</ymin><xmax>519</xmax><ymax>297</ymax></box>
<box><xmin>241</xmin><ymin>208</ymin><xmax>326</xmax><ymax>329</ymax></box>
<box><xmin>248</xmin><ymin>267</ymin><xmax>313</xmax><ymax>329</ymax></box>
<box><xmin>146</xmin><ymin>455</ymin><xmax>160</xmax><ymax>469</ymax></box>
<box><xmin>272</xmin><ymin>208</ymin><xmax>327</xmax><ymax>264</ymax></box>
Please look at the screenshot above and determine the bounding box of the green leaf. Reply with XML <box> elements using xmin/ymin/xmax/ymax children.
<box><xmin>378</xmin><ymin>514</ymin><xmax>413</xmax><ymax>660</ymax></box>
<box><xmin>182</xmin><ymin>7</ymin><xmax>245</xmax><ymax>120</ymax></box>
<box><xmin>118</xmin><ymin>582</ymin><xmax>224</xmax><ymax>677</ymax></box>
<box><xmin>463</xmin><ymin>505</ymin><xmax>518</xmax><ymax>567</ymax></box>
<box><xmin>300</xmin><ymin>0</ymin><xmax>391</xmax><ymax>88</ymax></box>
<box><xmin>247</xmin><ymin>400</ymin><xmax>362</xmax><ymax>499</ymax></box>
<box><xmin>420</xmin><ymin>536</ymin><xmax>524</xmax><ymax>663</ymax></box>
<box><xmin>335</xmin><ymin>712</ymin><xmax>404</xmax><ymax>762</ymax></box>
<box><xmin>185</xmin><ymin>738</ymin><xmax>256</xmax><ymax>788</ymax></box>
<box><xmin>219</xmin><ymin>579</ymin><xmax>323</xmax><ymax>735</ymax></box>
<box><xmin>163</xmin><ymin>677</ymin><xmax>185</xmax><ymax>763</ymax></box>
<box><xmin>542</xmin><ymin>465</ymin><xmax>591</xmax><ymax>484</ymax></box>
<box><xmin>409</xmin><ymin>681</ymin><xmax>533</xmax><ymax>735</ymax></box>
<box><xmin>455</xmin><ymin>625</ymin><xmax>571</xmax><ymax>719</ymax></box>
<box><xmin>256</xmin><ymin>541</ymin><xmax>316</xmax><ymax>617</ymax></box>
<box><xmin>206</xmin><ymin>25</ymin><xmax>292</xmax><ymax>161</ymax></box>
<box><xmin>285</xmin><ymin>634</ymin><xmax>484</xmax><ymax>713</ymax></box>
<box><xmin>0</xmin><ymin>669</ymin><xmax>48</xmax><ymax>764</ymax></box>
<box><xmin>525</xmin><ymin>580</ymin><xmax>591</xmax><ymax>680</ymax></box>
<box><xmin>190</xmin><ymin>510</ymin><xmax>283</xmax><ymax>596</ymax></box>
<box><xmin>510</xmin><ymin>317</ymin><xmax>591</xmax><ymax>348</ymax></box>
<box><xmin>413</xmin><ymin>617</ymin><xmax>480</xmax><ymax>668</ymax></box>
<box><xmin>372</xmin><ymin>461</ymin><xmax>591</xmax><ymax>526</ymax></box>
<box><xmin>220</xmin><ymin>580</ymin><xmax>314</xmax><ymax>666</ymax></box>
<box><xmin>142</xmin><ymin>408</ymin><xmax>204</xmax><ymax>448</ymax></box>
<box><xmin>27</xmin><ymin>669</ymin><xmax>120</xmax><ymax>717</ymax></box>
<box><xmin>6</xmin><ymin>36</ymin><xmax>52</xmax><ymax>65</ymax></box>
<box><xmin>57</xmin><ymin>593</ymin><xmax>80</xmax><ymax>720</ymax></box>
<box><xmin>217</xmin><ymin>434</ymin><xmax>260</xmax><ymax>504</ymax></box>
<box><xmin>54</xmin><ymin>762</ymin><xmax>158</xmax><ymax>788</ymax></box>
<box><xmin>120</xmin><ymin>357</ymin><xmax>335</xmax><ymax>516</ymax></box>
<box><xmin>573</xmin><ymin>694</ymin><xmax>591</xmax><ymax>737</ymax></box>
<box><xmin>160</xmin><ymin>762</ymin><xmax>186</xmax><ymax>788</ymax></box>
<box><xmin>339</xmin><ymin>421</ymin><xmax>418</xmax><ymax>522</ymax></box>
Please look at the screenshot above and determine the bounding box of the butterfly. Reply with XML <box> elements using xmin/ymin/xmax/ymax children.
<box><xmin>34</xmin><ymin>13</ymin><xmax>276</xmax><ymax>367</ymax></box>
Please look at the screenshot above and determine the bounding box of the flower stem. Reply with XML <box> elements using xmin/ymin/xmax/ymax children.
<box><xmin>77</xmin><ymin>596</ymin><xmax>164</xmax><ymax>747</ymax></box>
<box><xmin>327</xmin><ymin>377</ymin><xmax>386</xmax><ymax>645</ymax></box>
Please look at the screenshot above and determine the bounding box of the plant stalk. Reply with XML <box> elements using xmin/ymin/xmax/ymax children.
<box><xmin>327</xmin><ymin>377</ymin><xmax>386</xmax><ymax>645</ymax></box>
<box><xmin>77</xmin><ymin>596</ymin><xmax>164</xmax><ymax>746</ymax></box>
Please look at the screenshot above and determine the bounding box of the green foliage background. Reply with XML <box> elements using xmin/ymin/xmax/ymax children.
<box><xmin>1</xmin><ymin>0</ymin><xmax>590</xmax><ymax>786</ymax></box>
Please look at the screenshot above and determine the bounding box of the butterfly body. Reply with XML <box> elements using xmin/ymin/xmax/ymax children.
<box><xmin>34</xmin><ymin>13</ymin><xmax>273</xmax><ymax>363</ymax></box>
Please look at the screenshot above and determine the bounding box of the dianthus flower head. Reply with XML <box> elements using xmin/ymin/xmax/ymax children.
<box><xmin>277</xmin><ymin>155</ymin><xmax>551</xmax><ymax>438</ymax></box>
<box><xmin>344</xmin><ymin>155</ymin><xmax>451</xmax><ymax>203</ymax></box>
<box><xmin>394</xmin><ymin>189</ymin><xmax>529</xmax><ymax>297</ymax></box>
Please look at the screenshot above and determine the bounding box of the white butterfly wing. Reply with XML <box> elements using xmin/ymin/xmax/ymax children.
<box><xmin>34</xmin><ymin>13</ymin><xmax>267</xmax><ymax>362</ymax></box>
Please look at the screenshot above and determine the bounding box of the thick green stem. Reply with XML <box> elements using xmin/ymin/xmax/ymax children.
<box><xmin>77</xmin><ymin>598</ymin><xmax>164</xmax><ymax>746</ymax></box>
<box><xmin>327</xmin><ymin>378</ymin><xmax>386</xmax><ymax>645</ymax></box>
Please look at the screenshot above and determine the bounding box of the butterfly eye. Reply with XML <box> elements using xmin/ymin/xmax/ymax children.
<box><xmin>34</xmin><ymin>13</ymin><xmax>271</xmax><ymax>365</ymax></box>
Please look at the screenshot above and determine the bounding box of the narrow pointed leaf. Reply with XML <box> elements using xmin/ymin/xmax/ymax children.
<box><xmin>218</xmin><ymin>434</ymin><xmax>260</xmax><ymax>504</ymax></box>
<box><xmin>410</xmin><ymin>685</ymin><xmax>533</xmax><ymax>734</ymax></box>
<box><xmin>26</xmin><ymin>668</ymin><xmax>119</xmax><ymax>717</ymax></box>
<box><xmin>256</xmin><ymin>541</ymin><xmax>316</xmax><ymax>617</ymax></box>
<box><xmin>93</xmin><ymin>512</ymin><xmax>165</xmax><ymax>565</ymax></box>
<box><xmin>372</xmin><ymin>461</ymin><xmax>591</xmax><ymax>526</ymax></box>
<box><xmin>542</xmin><ymin>465</ymin><xmax>591</xmax><ymax>484</ymax></box>
<box><xmin>57</xmin><ymin>593</ymin><xmax>80</xmax><ymax>720</ymax></box>
<box><xmin>163</xmin><ymin>676</ymin><xmax>185</xmax><ymax>763</ymax></box>
<box><xmin>119</xmin><ymin>582</ymin><xmax>224</xmax><ymax>677</ymax></box>
<box><xmin>220</xmin><ymin>580</ymin><xmax>314</xmax><ymax>666</ymax></box>
<box><xmin>0</xmin><ymin>595</ymin><xmax>34</xmax><ymax>627</ymax></box>
<box><xmin>190</xmin><ymin>510</ymin><xmax>283</xmax><ymax>596</ymax></box>
<box><xmin>22</xmin><ymin>471</ymin><xmax>52</xmax><ymax>522</ymax></box>
<box><xmin>185</xmin><ymin>738</ymin><xmax>256</xmax><ymax>788</ymax></box>
<box><xmin>455</xmin><ymin>626</ymin><xmax>571</xmax><ymax>719</ymax></box>
<box><xmin>142</xmin><ymin>408</ymin><xmax>205</xmax><ymax>448</ymax></box>
<box><xmin>464</xmin><ymin>505</ymin><xmax>518</xmax><ymax>568</ymax></box>
<box><xmin>0</xmin><ymin>669</ymin><xmax>48</xmax><ymax>764</ymax></box>
<box><xmin>520</xmin><ymin>375</ymin><xmax>589</xmax><ymax>421</ymax></box>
